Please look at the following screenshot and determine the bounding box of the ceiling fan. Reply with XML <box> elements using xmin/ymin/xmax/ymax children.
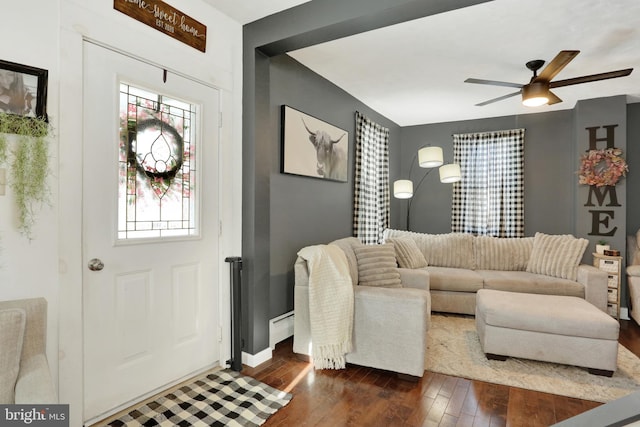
<box><xmin>465</xmin><ymin>50</ymin><xmax>633</xmax><ymax>107</ymax></box>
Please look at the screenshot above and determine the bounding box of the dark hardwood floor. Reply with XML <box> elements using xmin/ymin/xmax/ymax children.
<box><xmin>243</xmin><ymin>317</ymin><xmax>640</xmax><ymax>427</ymax></box>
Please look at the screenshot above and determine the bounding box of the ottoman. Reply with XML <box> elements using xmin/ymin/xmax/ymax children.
<box><xmin>476</xmin><ymin>289</ymin><xmax>620</xmax><ymax>376</ymax></box>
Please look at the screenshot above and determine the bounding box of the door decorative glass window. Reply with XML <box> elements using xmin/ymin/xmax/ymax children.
<box><xmin>118</xmin><ymin>83</ymin><xmax>198</xmax><ymax>239</ymax></box>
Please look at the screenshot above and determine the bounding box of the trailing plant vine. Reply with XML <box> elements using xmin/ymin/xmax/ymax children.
<box><xmin>0</xmin><ymin>112</ymin><xmax>51</xmax><ymax>238</ymax></box>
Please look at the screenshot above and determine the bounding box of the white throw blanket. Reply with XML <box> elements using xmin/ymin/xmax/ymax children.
<box><xmin>297</xmin><ymin>244</ymin><xmax>354</xmax><ymax>369</ymax></box>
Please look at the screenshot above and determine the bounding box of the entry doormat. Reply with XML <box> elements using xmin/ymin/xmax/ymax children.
<box><xmin>107</xmin><ymin>369</ymin><xmax>292</xmax><ymax>426</ymax></box>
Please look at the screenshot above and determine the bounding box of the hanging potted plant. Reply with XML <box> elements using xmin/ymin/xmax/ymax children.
<box><xmin>0</xmin><ymin>112</ymin><xmax>51</xmax><ymax>238</ymax></box>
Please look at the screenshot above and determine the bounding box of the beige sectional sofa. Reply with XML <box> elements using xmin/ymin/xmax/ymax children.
<box><xmin>293</xmin><ymin>230</ymin><xmax>609</xmax><ymax>377</ymax></box>
<box><xmin>383</xmin><ymin>229</ymin><xmax>609</xmax><ymax>314</ymax></box>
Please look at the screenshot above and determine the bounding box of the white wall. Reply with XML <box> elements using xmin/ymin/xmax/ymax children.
<box><xmin>0</xmin><ymin>0</ymin><xmax>61</xmax><ymax>391</ymax></box>
<box><xmin>2</xmin><ymin>1</ymin><xmax>242</xmax><ymax>425</ymax></box>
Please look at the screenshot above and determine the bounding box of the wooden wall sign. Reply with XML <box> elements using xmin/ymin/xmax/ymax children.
<box><xmin>114</xmin><ymin>0</ymin><xmax>207</xmax><ymax>52</ymax></box>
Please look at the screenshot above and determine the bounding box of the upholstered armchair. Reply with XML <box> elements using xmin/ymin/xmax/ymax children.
<box><xmin>627</xmin><ymin>231</ymin><xmax>640</xmax><ymax>325</ymax></box>
<box><xmin>293</xmin><ymin>237</ymin><xmax>431</xmax><ymax>378</ymax></box>
<box><xmin>0</xmin><ymin>297</ymin><xmax>57</xmax><ymax>404</ymax></box>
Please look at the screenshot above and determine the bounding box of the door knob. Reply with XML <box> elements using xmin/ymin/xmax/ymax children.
<box><xmin>88</xmin><ymin>258</ymin><xmax>104</xmax><ymax>271</ymax></box>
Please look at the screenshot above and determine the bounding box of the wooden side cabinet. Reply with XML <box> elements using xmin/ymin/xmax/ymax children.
<box><xmin>592</xmin><ymin>253</ymin><xmax>623</xmax><ymax>320</ymax></box>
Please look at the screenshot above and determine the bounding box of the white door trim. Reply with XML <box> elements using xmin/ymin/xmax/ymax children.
<box><xmin>58</xmin><ymin>30</ymin><xmax>236</xmax><ymax>426</ymax></box>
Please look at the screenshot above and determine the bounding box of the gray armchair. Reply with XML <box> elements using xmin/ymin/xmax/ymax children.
<box><xmin>293</xmin><ymin>237</ymin><xmax>431</xmax><ymax>378</ymax></box>
<box><xmin>0</xmin><ymin>297</ymin><xmax>57</xmax><ymax>404</ymax></box>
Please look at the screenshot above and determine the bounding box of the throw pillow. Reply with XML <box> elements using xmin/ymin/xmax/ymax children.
<box><xmin>526</xmin><ymin>232</ymin><xmax>588</xmax><ymax>281</ymax></box>
<box><xmin>474</xmin><ymin>236</ymin><xmax>534</xmax><ymax>271</ymax></box>
<box><xmin>386</xmin><ymin>237</ymin><xmax>428</xmax><ymax>269</ymax></box>
<box><xmin>0</xmin><ymin>308</ymin><xmax>26</xmax><ymax>404</ymax></box>
<box><xmin>353</xmin><ymin>243</ymin><xmax>402</xmax><ymax>288</ymax></box>
<box><xmin>383</xmin><ymin>229</ymin><xmax>475</xmax><ymax>269</ymax></box>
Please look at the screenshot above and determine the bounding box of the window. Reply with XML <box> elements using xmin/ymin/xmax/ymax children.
<box><xmin>118</xmin><ymin>83</ymin><xmax>198</xmax><ymax>240</ymax></box>
<box><xmin>451</xmin><ymin>129</ymin><xmax>525</xmax><ymax>237</ymax></box>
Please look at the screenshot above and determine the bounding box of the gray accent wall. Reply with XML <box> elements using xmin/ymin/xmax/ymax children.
<box><xmin>268</xmin><ymin>54</ymin><xmax>401</xmax><ymax>319</ymax></box>
<box><xmin>627</xmin><ymin>103</ymin><xmax>640</xmax><ymax>236</ymax></box>
<box><xmin>243</xmin><ymin>0</ymin><xmax>490</xmax><ymax>355</ymax></box>
<box><xmin>399</xmin><ymin>100</ymin><xmax>640</xmax><ymax>312</ymax></box>
<box><xmin>399</xmin><ymin>110</ymin><xmax>575</xmax><ymax>236</ymax></box>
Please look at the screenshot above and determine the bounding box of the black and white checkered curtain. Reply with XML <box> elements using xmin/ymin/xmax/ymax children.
<box><xmin>452</xmin><ymin>129</ymin><xmax>525</xmax><ymax>237</ymax></box>
<box><xmin>353</xmin><ymin>112</ymin><xmax>390</xmax><ymax>244</ymax></box>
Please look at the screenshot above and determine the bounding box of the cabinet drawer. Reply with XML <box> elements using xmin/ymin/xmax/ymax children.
<box><xmin>607</xmin><ymin>287</ymin><xmax>618</xmax><ymax>303</ymax></box>
<box><xmin>599</xmin><ymin>259</ymin><xmax>619</xmax><ymax>273</ymax></box>
<box><xmin>607</xmin><ymin>275</ymin><xmax>618</xmax><ymax>288</ymax></box>
<box><xmin>607</xmin><ymin>303</ymin><xmax>618</xmax><ymax>317</ymax></box>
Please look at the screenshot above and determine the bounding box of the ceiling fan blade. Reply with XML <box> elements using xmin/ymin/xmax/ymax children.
<box><xmin>547</xmin><ymin>90</ymin><xmax>562</xmax><ymax>105</ymax></box>
<box><xmin>475</xmin><ymin>90</ymin><xmax>521</xmax><ymax>106</ymax></box>
<box><xmin>465</xmin><ymin>78</ymin><xmax>523</xmax><ymax>89</ymax></box>
<box><xmin>536</xmin><ymin>50</ymin><xmax>580</xmax><ymax>82</ymax></box>
<box><xmin>550</xmin><ymin>68</ymin><xmax>633</xmax><ymax>88</ymax></box>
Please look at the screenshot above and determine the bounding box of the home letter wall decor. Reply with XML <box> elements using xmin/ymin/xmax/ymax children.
<box><xmin>574</xmin><ymin>96</ymin><xmax>628</xmax><ymax>311</ymax></box>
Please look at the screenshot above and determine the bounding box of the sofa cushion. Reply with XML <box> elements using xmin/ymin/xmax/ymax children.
<box><xmin>628</xmin><ymin>265</ymin><xmax>640</xmax><ymax>276</ymax></box>
<box><xmin>526</xmin><ymin>232</ymin><xmax>588</xmax><ymax>281</ymax></box>
<box><xmin>330</xmin><ymin>237</ymin><xmax>362</xmax><ymax>286</ymax></box>
<box><xmin>474</xmin><ymin>236</ymin><xmax>534</xmax><ymax>271</ymax></box>
<box><xmin>478</xmin><ymin>270</ymin><xmax>584</xmax><ymax>298</ymax></box>
<box><xmin>0</xmin><ymin>308</ymin><xmax>26</xmax><ymax>404</ymax></box>
<box><xmin>387</xmin><ymin>237</ymin><xmax>428</xmax><ymax>269</ymax></box>
<box><xmin>425</xmin><ymin>266</ymin><xmax>483</xmax><ymax>292</ymax></box>
<box><xmin>384</xmin><ymin>229</ymin><xmax>475</xmax><ymax>269</ymax></box>
<box><xmin>354</xmin><ymin>243</ymin><xmax>402</xmax><ymax>288</ymax></box>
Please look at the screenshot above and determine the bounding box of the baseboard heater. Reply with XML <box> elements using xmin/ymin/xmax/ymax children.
<box><xmin>269</xmin><ymin>311</ymin><xmax>295</xmax><ymax>349</ymax></box>
<box><xmin>225</xmin><ymin>256</ymin><xmax>243</xmax><ymax>372</ymax></box>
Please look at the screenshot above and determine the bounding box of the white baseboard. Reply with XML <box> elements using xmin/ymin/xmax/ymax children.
<box><xmin>242</xmin><ymin>347</ymin><xmax>272</xmax><ymax>368</ymax></box>
<box><xmin>270</xmin><ymin>311</ymin><xmax>295</xmax><ymax>349</ymax></box>
<box><xmin>240</xmin><ymin>311</ymin><xmax>295</xmax><ymax>368</ymax></box>
<box><xmin>620</xmin><ymin>307</ymin><xmax>630</xmax><ymax>321</ymax></box>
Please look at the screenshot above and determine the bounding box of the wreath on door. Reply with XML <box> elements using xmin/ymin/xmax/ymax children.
<box><xmin>578</xmin><ymin>147</ymin><xmax>628</xmax><ymax>187</ymax></box>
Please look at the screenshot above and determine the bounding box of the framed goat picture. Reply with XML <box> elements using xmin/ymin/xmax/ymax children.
<box><xmin>0</xmin><ymin>59</ymin><xmax>48</xmax><ymax>120</ymax></box>
<box><xmin>281</xmin><ymin>105</ymin><xmax>349</xmax><ymax>182</ymax></box>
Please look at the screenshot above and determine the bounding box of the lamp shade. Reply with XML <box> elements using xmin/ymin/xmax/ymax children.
<box><xmin>522</xmin><ymin>81</ymin><xmax>549</xmax><ymax>107</ymax></box>
<box><xmin>439</xmin><ymin>163</ymin><xmax>461</xmax><ymax>183</ymax></box>
<box><xmin>393</xmin><ymin>179</ymin><xmax>413</xmax><ymax>199</ymax></box>
<box><xmin>418</xmin><ymin>146</ymin><xmax>443</xmax><ymax>168</ymax></box>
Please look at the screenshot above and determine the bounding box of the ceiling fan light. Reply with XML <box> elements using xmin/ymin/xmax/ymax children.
<box><xmin>522</xmin><ymin>82</ymin><xmax>549</xmax><ymax>107</ymax></box>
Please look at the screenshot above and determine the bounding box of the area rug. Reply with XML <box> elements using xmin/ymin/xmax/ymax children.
<box><xmin>106</xmin><ymin>369</ymin><xmax>292</xmax><ymax>426</ymax></box>
<box><xmin>426</xmin><ymin>314</ymin><xmax>640</xmax><ymax>403</ymax></box>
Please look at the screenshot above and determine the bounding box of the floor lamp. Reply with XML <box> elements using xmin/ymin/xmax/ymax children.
<box><xmin>393</xmin><ymin>146</ymin><xmax>461</xmax><ymax>230</ymax></box>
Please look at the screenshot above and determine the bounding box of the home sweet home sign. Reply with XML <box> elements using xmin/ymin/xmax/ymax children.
<box><xmin>114</xmin><ymin>0</ymin><xmax>207</xmax><ymax>52</ymax></box>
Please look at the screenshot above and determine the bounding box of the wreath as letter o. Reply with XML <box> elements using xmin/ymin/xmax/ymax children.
<box><xmin>578</xmin><ymin>148</ymin><xmax>628</xmax><ymax>187</ymax></box>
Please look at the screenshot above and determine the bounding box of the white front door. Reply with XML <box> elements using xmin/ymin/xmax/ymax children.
<box><xmin>82</xmin><ymin>42</ymin><xmax>221</xmax><ymax>422</ymax></box>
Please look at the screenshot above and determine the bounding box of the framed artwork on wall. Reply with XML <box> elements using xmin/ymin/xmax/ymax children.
<box><xmin>0</xmin><ymin>59</ymin><xmax>48</xmax><ymax>121</ymax></box>
<box><xmin>281</xmin><ymin>105</ymin><xmax>349</xmax><ymax>182</ymax></box>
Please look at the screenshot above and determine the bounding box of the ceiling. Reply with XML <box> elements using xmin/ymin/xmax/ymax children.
<box><xmin>207</xmin><ymin>0</ymin><xmax>640</xmax><ymax>126</ymax></box>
